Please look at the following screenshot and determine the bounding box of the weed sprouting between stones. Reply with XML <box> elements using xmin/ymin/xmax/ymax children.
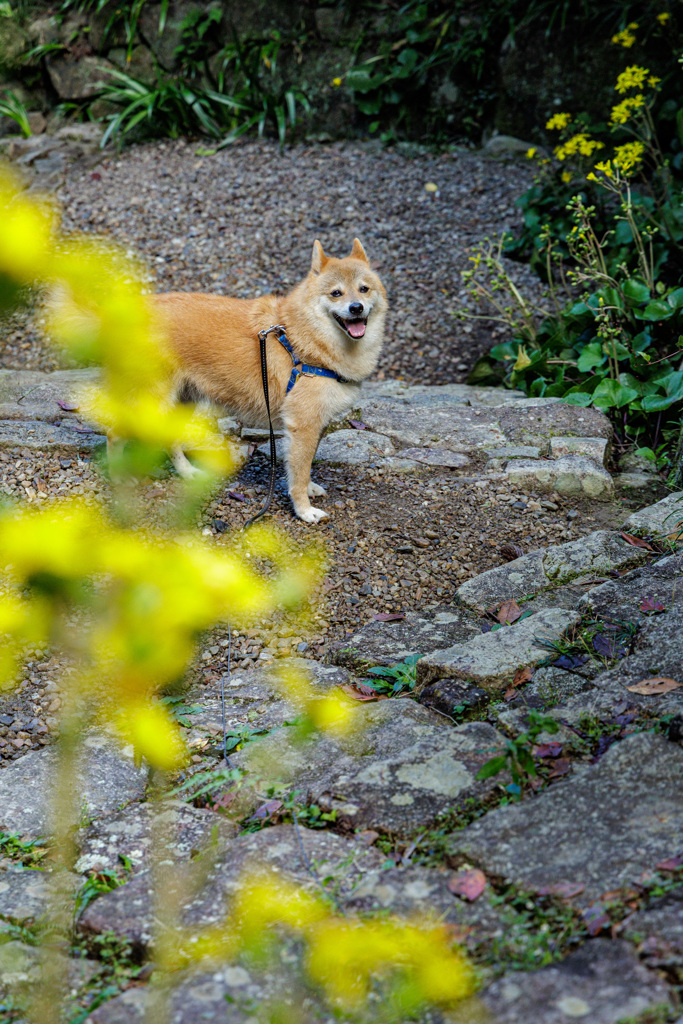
<box><xmin>0</xmin><ymin>831</ymin><xmax>48</xmax><ymax>869</ymax></box>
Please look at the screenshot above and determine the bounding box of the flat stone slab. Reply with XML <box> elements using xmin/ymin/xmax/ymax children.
<box><xmin>416</xmin><ymin>608</ymin><xmax>581</xmax><ymax>691</ymax></box>
<box><xmin>447</xmin><ymin>733</ymin><xmax>683</xmax><ymax>906</ymax></box>
<box><xmin>187</xmin><ymin>658</ymin><xmax>352</xmax><ymax>738</ymax></box>
<box><xmin>0</xmin><ymin>419</ymin><xmax>105</xmax><ymax>452</ymax></box>
<box><xmin>0</xmin><ymin>940</ymin><xmax>101</xmax><ymax>998</ymax></box>
<box><xmin>623</xmin><ymin>889</ymin><xmax>683</xmax><ymax>967</ymax></box>
<box><xmin>549</xmin><ymin>435</ymin><xmax>608</xmax><ymax>464</ymax></box>
<box><xmin>75</xmin><ymin>799</ymin><xmax>237</xmax><ymax>876</ymax></box>
<box><xmin>313</xmin><ymin>429</ymin><xmax>395</xmax><ymax>465</ymax></box>
<box><xmin>0</xmin><ymin>736</ymin><xmax>147</xmax><ymax>838</ymax></box>
<box><xmin>481</xmin><ymin>939</ymin><xmax>672</xmax><ymax>1024</ymax></box>
<box><xmin>0</xmin><ymin>368</ymin><xmax>99</xmax><ymax>423</ymax></box>
<box><xmin>237</xmin><ymin>701</ymin><xmax>507</xmax><ymax>837</ymax></box>
<box><xmin>0</xmin><ymin>867</ymin><xmax>79</xmax><ymax>924</ymax></box>
<box><xmin>328</xmin><ymin>607</ymin><xmax>480</xmax><ymax>673</ymax></box>
<box><xmin>563</xmin><ymin>602</ymin><xmax>683</xmax><ymax>718</ymax></box>
<box><xmin>622</xmin><ymin>491</ymin><xmax>683</xmax><ymax>540</ymax></box>
<box><xmin>79</xmin><ymin>824</ymin><xmax>504</xmax><ymax>956</ymax></box>
<box><xmin>505</xmin><ymin>455</ymin><xmax>613</xmax><ymax>499</ymax></box>
<box><xmin>578</xmin><ymin>552</ymin><xmax>683</xmax><ymax>623</ymax></box>
<box><xmin>456</xmin><ymin>531</ymin><xmax>650</xmax><ymax>613</ymax></box>
<box><xmin>394</xmin><ymin>447</ymin><xmax>470</xmax><ymax>468</ymax></box>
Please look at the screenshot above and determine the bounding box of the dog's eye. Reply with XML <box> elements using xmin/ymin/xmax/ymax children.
<box><xmin>359</xmin><ymin>285</ymin><xmax>369</xmax><ymax>293</ymax></box>
<box><xmin>330</xmin><ymin>289</ymin><xmax>342</xmax><ymax>297</ymax></box>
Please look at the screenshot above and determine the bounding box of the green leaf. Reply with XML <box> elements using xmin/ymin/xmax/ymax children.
<box><xmin>476</xmin><ymin>755</ymin><xmax>508</xmax><ymax>780</ymax></box>
<box><xmin>562</xmin><ymin>392</ymin><xmax>593</xmax><ymax>406</ymax></box>
<box><xmin>577</xmin><ymin>341</ymin><xmax>606</xmax><ymax>373</ymax></box>
<box><xmin>622</xmin><ymin>279</ymin><xmax>651</xmax><ymax>306</ymax></box>
<box><xmin>635</xmin><ymin>299</ymin><xmax>677</xmax><ymax>322</ymax></box>
<box><xmin>591</xmin><ymin>379</ymin><xmax>639</xmax><ymax>410</ymax></box>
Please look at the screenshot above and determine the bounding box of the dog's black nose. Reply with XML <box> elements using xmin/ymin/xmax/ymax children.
<box><xmin>349</xmin><ymin>302</ymin><xmax>364</xmax><ymax>317</ymax></box>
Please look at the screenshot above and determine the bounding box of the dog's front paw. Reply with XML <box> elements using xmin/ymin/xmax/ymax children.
<box><xmin>298</xmin><ymin>506</ymin><xmax>329</xmax><ymax>524</ymax></box>
<box><xmin>308</xmin><ymin>481</ymin><xmax>327</xmax><ymax>498</ymax></box>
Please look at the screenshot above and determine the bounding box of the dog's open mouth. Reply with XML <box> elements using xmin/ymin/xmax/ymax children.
<box><xmin>334</xmin><ymin>313</ymin><xmax>367</xmax><ymax>338</ymax></box>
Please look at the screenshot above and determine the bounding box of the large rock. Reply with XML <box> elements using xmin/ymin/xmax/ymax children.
<box><xmin>75</xmin><ymin>799</ymin><xmax>237</xmax><ymax>876</ymax></box>
<box><xmin>505</xmin><ymin>455</ymin><xmax>613</xmax><ymax>498</ymax></box>
<box><xmin>0</xmin><ymin>737</ymin><xmax>147</xmax><ymax>838</ymax></box>
<box><xmin>0</xmin><ymin>866</ymin><xmax>79</xmax><ymax>924</ymax></box>
<box><xmin>0</xmin><ymin>368</ymin><xmax>99</xmax><ymax>422</ymax></box>
<box><xmin>623</xmin><ymin>889</ymin><xmax>683</xmax><ymax>974</ymax></box>
<box><xmin>456</xmin><ymin>531</ymin><xmax>650</xmax><ymax>613</ymax></box>
<box><xmin>416</xmin><ymin>608</ymin><xmax>580</xmax><ymax>691</ymax></box>
<box><xmin>481</xmin><ymin>939</ymin><xmax>672</xmax><ymax>1024</ymax></box>
<box><xmin>447</xmin><ymin>733</ymin><xmax>683</xmax><ymax>906</ymax></box>
<box><xmin>578</xmin><ymin>552</ymin><xmax>683</xmax><ymax>623</ymax></box>
<box><xmin>79</xmin><ymin>824</ymin><xmax>504</xmax><ymax>955</ymax></box>
<box><xmin>0</xmin><ymin>419</ymin><xmax>105</xmax><ymax>453</ymax></box>
<box><xmin>622</xmin><ymin>491</ymin><xmax>683</xmax><ymax>540</ymax></box>
<box><xmin>327</xmin><ymin>607</ymin><xmax>480</xmax><ymax>673</ymax></box>
<box><xmin>236</xmin><ymin>701</ymin><xmax>507</xmax><ymax>836</ymax></box>
<box><xmin>45</xmin><ymin>55</ymin><xmax>116</xmax><ymax>100</ymax></box>
<box><xmin>313</xmin><ymin>428</ymin><xmax>394</xmax><ymax>465</ymax></box>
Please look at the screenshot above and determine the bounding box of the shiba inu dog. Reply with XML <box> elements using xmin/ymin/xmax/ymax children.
<box><xmin>152</xmin><ymin>238</ymin><xmax>387</xmax><ymax>523</ymax></box>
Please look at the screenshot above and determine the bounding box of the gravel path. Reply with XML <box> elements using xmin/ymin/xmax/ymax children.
<box><xmin>1</xmin><ymin>137</ymin><xmax>543</xmax><ymax>380</ymax></box>
<box><xmin>0</xmin><ymin>137</ymin><xmax>643</xmax><ymax>763</ymax></box>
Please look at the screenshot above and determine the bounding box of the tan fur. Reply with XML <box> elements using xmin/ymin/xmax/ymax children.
<box><xmin>147</xmin><ymin>238</ymin><xmax>387</xmax><ymax>523</ymax></box>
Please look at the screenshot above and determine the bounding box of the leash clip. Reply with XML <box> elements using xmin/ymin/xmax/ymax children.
<box><xmin>258</xmin><ymin>324</ymin><xmax>286</xmax><ymax>343</ymax></box>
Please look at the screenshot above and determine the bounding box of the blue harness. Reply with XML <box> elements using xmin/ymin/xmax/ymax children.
<box><xmin>263</xmin><ymin>325</ymin><xmax>351</xmax><ymax>394</ymax></box>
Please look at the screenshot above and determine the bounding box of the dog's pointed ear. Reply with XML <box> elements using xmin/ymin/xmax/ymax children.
<box><xmin>311</xmin><ymin>240</ymin><xmax>328</xmax><ymax>275</ymax></box>
<box><xmin>349</xmin><ymin>237</ymin><xmax>369</xmax><ymax>263</ymax></box>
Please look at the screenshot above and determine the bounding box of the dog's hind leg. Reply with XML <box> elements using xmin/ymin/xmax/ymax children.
<box><xmin>308</xmin><ymin>480</ymin><xmax>327</xmax><ymax>498</ymax></box>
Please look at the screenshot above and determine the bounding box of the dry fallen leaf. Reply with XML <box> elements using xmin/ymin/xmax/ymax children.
<box><xmin>340</xmin><ymin>684</ymin><xmax>386</xmax><ymax>702</ymax></box>
<box><xmin>497</xmin><ymin>598</ymin><xmax>522</xmax><ymax>625</ymax></box>
<box><xmin>626</xmin><ymin>677</ymin><xmax>681</xmax><ymax>695</ymax></box>
<box><xmin>620</xmin><ymin>531</ymin><xmax>655</xmax><ymax>551</ymax></box>
<box><xmin>499</xmin><ymin>542</ymin><xmax>524</xmax><ymax>562</ymax></box>
<box><xmin>581</xmin><ymin>902</ymin><xmax>610</xmax><ymax>936</ymax></box>
<box><xmin>372</xmin><ymin>612</ymin><xmax>405</xmax><ymax>622</ymax></box>
<box><xmin>656</xmin><ymin>854</ymin><xmax>683</xmax><ymax>871</ymax></box>
<box><xmin>536</xmin><ymin>882</ymin><xmax>585</xmax><ymax>899</ymax></box>
<box><xmin>447</xmin><ymin>868</ymin><xmax>487</xmax><ymax>901</ymax></box>
<box><xmin>358</xmin><ymin>830</ymin><xmax>380</xmax><ymax>846</ymax></box>
<box><xmin>513</xmin><ymin>665</ymin><xmax>533</xmax><ymax>686</ymax></box>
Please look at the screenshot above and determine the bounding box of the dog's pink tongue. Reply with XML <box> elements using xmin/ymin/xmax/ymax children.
<box><xmin>347</xmin><ymin>320</ymin><xmax>366</xmax><ymax>338</ymax></box>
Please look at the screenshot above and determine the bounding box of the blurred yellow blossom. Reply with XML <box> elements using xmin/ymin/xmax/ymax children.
<box><xmin>611</xmin><ymin>26</ymin><xmax>637</xmax><ymax>47</ymax></box>
<box><xmin>613</xmin><ymin>140</ymin><xmax>645</xmax><ymax>175</ymax></box>
<box><xmin>610</xmin><ymin>95</ymin><xmax>645</xmax><ymax>124</ymax></box>
<box><xmin>561</xmin><ymin>170</ymin><xmax>572</xmax><ymax>183</ymax></box>
<box><xmin>615</xmin><ymin>65</ymin><xmax>650</xmax><ymax>92</ymax></box>
<box><xmin>657</xmin><ymin>12</ymin><xmax>670</xmax><ymax>23</ymax></box>
<box><xmin>545</xmin><ymin>112</ymin><xmax>571</xmax><ymax>130</ymax></box>
<box><xmin>554</xmin><ymin>133</ymin><xmax>604</xmax><ymax>160</ymax></box>
<box><xmin>525</xmin><ymin>147</ymin><xmax>537</xmax><ymax>158</ymax></box>
<box><xmin>331</xmin><ymin>77</ymin><xmax>342</xmax><ymax>86</ymax></box>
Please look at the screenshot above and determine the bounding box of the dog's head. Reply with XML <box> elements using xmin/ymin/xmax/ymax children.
<box><xmin>309</xmin><ymin>238</ymin><xmax>387</xmax><ymax>342</ymax></box>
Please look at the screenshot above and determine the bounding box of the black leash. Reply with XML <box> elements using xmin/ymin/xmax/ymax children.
<box><xmin>242</xmin><ymin>325</ymin><xmax>284</xmax><ymax>530</ymax></box>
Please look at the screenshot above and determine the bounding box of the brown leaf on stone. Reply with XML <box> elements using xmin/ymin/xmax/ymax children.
<box><xmin>620</xmin><ymin>531</ymin><xmax>655</xmax><ymax>551</ymax></box>
<box><xmin>447</xmin><ymin>868</ymin><xmax>487</xmax><ymax>901</ymax></box>
<box><xmin>499</xmin><ymin>542</ymin><xmax>524</xmax><ymax>562</ymax></box>
<box><xmin>547</xmin><ymin>757</ymin><xmax>571</xmax><ymax>779</ymax></box>
<box><xmin>534</xmin><ymin>742</ymin><xmax>563</xmax><ymax>758</ymax></box>
<box><xmin>372</xmin><ymin>612</ymin><xmax>405</xmax><ymax>622</ymax></box>
<box><xmin>497</xmin><ymin>599</ymin><xmax>522</xmax><ymax>624</ymax></box>
<box><xmin>358</xmin><ymin>830</ymin><xmax>379</xmax><ymax>846</ymax></box>
<box><xmin>626</xmin><ymin>677</ymin><xmax>681</xmax><ymax>695</ymax></box>
<box><xmin>513</xmin><ymin>665</ymin><xmax>533</xmax><ymax>686</ymax></box>
<box><xmin>656</xmin><ymin>854</ymin><xmax>683</xmax><ymax>871</ymax></box>
<box><xmin>340</xmin><ymin>684</ymin><xmax>386</xmax><ymax>702</ymax></box>
<box><xmin>356</xmin><ymin>682</ymin><xmax>379</xmax><ymax>697</ymax></box>
<box><xmin>503</xmin><ymin>687</ymin><xmax>517</xmax><ymax>702</ymax></box>
<box><xmin>536</xmin><ymin>881</ymin><xmax>585</xmax><ymax>899</ymax></box>
<box><xmin>582</xmin><ymin>902</ymin><xmax>610</xmax><ymax>936</ymax></box>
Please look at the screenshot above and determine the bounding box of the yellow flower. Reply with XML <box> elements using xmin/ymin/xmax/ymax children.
<box><xmin>648</xmin><ymin>75</ymin><xmax>661</xmax><ymax>87</ymax></box>
<box><xmin>331</xmin><ymin>76</ymin><xmax>342</xmax><ymax>87</ymax></box>
<box><xmin>611</xmin><ymin>27</ymin><xmax>637</xmax><ymax>47</ymax></box>
<box><xmin>594</xmin><ymin>160</ymin><xmax>615</xmax><ymax>179</ymax></box>
<box><xmin>657</xmin><ymin>12</ymin><xmax>669</xmax><ymax>23</ymax></box>
<box><xmin>545</xmin><ymin>112</ymin><xmax>571</xmax><ymax>130</ymax></box>
<box><xmin>586</xmin><ymin>172</ymin><xmax>597</xmax><ymax>181</ymax></box>
<box><xmin>615</xmin><ymin>65</ymin><xmax>650</xmax><ymax>92</ymax></box>
<box><xmin>610</xmin><ymin>95</ymin><xmax>645</xmax><ymax>124</ymax></box>
<box><xmin>561</xmin><ymin>170</ymin><xmax>572</xmax><ymax>183</ymax></box>
<box><xmin>526</xmin><ymin>147</ymin><xmax>537</xmax><ymax>158</ymax></box>
<box><xmin>613</xmin><ymin>140</ymin><xmax>645</xmax><ymax>175</ymax></box>
<box><xmin>554</xmin><ymin>133</ymin><xmax>604</xmax><ymax>161</ymax></box>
